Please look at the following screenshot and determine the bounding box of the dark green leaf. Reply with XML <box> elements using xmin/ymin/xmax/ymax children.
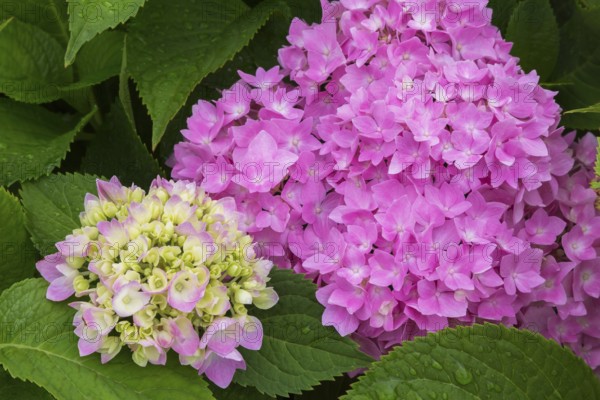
<box><xmin>233</xmin><ymin>269</ymin><xmax>372</xmax><ymax>398</ymax></box>
<box><xmin>564</xmin><ymin>103</ymin><xmax>600</xmax><ymax>114</ymax></box>
<box><xmin>557</xmin><ymin>48</ymin><xmax>600</xmax><ymax>130</ymax></box>
<box><xmin>0</xmin><ymin>368</ymin><xmax>54</xmax><ymax>400</ymax></box>
<box><xmin>506</xmin><ymin>0</ymin><xmax>560</xmax><ymax>81</ymax></box>
<box><xmin>552</xmin><ymin>4</ymin><xmax>600</xmax><ymax>79</ymax></box>
<box><xmin>82</xmin><ymin>101</ymin><xmax>163</xmax><ymax>187</ymax></box>
<box><xmin>0</xmin><ymin>189</ymin><xmax>37</xmax><ymax>293</ymax></box>
<box><xmin>0</xmin><ymin>99</ymin><xmax>96</xmax><ymax>186</ymax></box>
<box><xmin>65</xmin><ymin>0</ymin><xmax>145</xmax><ymax>65</ymax></box>
<box><xmin>487</xmin><ymin>0</ymin><xmax>518</xmax><ymax>34</ymax></box>
<box><xmin>0</xmin><ymin>0</ymin><xmax>69</xmax><ymax>45</ymax></box>
<box><xmin>64</xmin><ymin>30</ymin><xmax>125</xmax><ymax>89</ymax></box>
<box><xmin>20</xmin><ymin>173</ymin><xmax>98</xmax><ymax>255</ymax></box>
<box><xmin>0</xmin><ymin>18</ymin><xmax>72</xmax><ymax>103</ymax></box>
<box><xmin>343</xmin><ymin>323</ymin><xmax>600</xmax><ymax>400</ymax></box>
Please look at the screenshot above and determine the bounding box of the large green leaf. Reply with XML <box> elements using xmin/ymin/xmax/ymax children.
<box><xmin>65</xmin><ymin>0</ymin><xmax>145</xmax><ymax>65</ymax></box>
<box><xmin>0</xmin><ymin>0</ymin><xmax>69</xmax><ymax>45</ymax></box>
<box><xmin>343</xmin><ymin>323</ymin><xmax>600</xmax><ymax>400</ymax></box>
<box><xmin>244</xmin><ymin>0</ymin><xmax>322</xmax><ymax>23</ymax></box>
<box><xmin>233</xmin><ymin>269</ymin><xmax>372</xmax><ymax>398</ymax></box>
<box><xmin>487</xmin><ymin>0</ymin><xmax>518</xmax><ymax>34</ymax></box>
<box><xmin>0</xmin><ymin>189</ymin><xmax>37</xmax><ymax>293</ymax></box>
<box><xmin>551</xmin><ymin>2</ymin><xmax>600</xmax><ymax>129</ymax></box>
<box><xmin>564</xmin><ymin>103</ymin><xmax>600</xmax><ymax>115</ymax></box>
<box><xmin>20</xmin><ymin>173</ymin><xmax>98</xmax><ymax>255</ymax></box>
<box><xmin>506</xmin><ymin>0</ymin><xmax>560</xmax><ymax>81</ymax></box>
<box><xmin>557</xmin><ymin>48</ymin><xmax>600</xmax><ymax>130</ymax></box>
<box><xmin>549</xmin><ymin>0</ymin><xmax>577</xmax><ymax>26</ymax></box>
<box><xmin>552</xmin><ymin>4</ymin><xmax>600</xmax><ymax>79</ymax></box>
<box><xmin>0</xmin><ymin>99</ymin><xmax>96</xmax><ymax>186</ymax></box>
<box><xmin>82</xmin><ymin>101</ymin><xmax>163</xmax><ymax>187</ymax></box>
<box><xmin>63</xmin><ymin>30</ymin><xmax>125</xmax><ymax>90</ymax></box>
<box><xmin>0</xmin><ymin>279</ymin><xmax>215</xmax><ymax>400</ymax></box>
<box><xmin>0</xmin><ymin>369</ymin><xmax>54</xmax><ymax>400</ymax></box>
<box><xmin>0</xmin><ymin>18</ymin><xmax>72</xmax><ymax>103</ymax></box>
<box><xmin>127</xmin><ymin>0</ymin><xmax>290</xmax><ymax>148</ymax></box>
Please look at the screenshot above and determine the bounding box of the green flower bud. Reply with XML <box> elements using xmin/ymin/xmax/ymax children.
<box><xmin>134</xmin><ymin>305</ymin><xmax>157</xmax><ymax>329</ymax></box>
<box><xmin>227</xmin><ymin>264</ymin><xmax>242</xmax><ymax>277</ymax></box>
<box><xmin>130</xmin><ymin>187</ymin><xmax>145</xmax><ymax>203</ymax></box>
<box><xmin>159</xmin><ymin>246</ymin><xmax>181</xmax><ymax>262</ymax></box>
<box><xmin>234</xmin><ymin>289</ymin><xmax>253</xmax><ymax>305</ymax></box>
<box><xmin>151</xmin><ymin>294</ymin><xmax>168</xmax><ymax>311</ymax></box>
<box><xmin>73</xmin><ymin>275</ymin><xmax>89</xmax><ymax>294</ymax></box>
<box><xmin>209</xmin><ymin>265</ymin><xmax>222</xmax><ymax>279</ymax></box>
<box><xmin>143</xmin><ymin>247</ymin><xmax>160</xmax><ymax>267</ymax></box>
<box><xmin>147</xmin><ymin>269</ymin><xmax>168</xmax><ymax>292</ymax></box>
<box><xmin>233</xmin><ymin>303</ymin><xmax>247</xmax><ymax>315</ymax></box>
<box><xmin>102</xmin><ymin>201</ymin><xmax>118</xmax><ymax>218</ymax></box>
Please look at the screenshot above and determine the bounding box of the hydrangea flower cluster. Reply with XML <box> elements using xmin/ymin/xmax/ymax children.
<box><xmin>36</xmin><ymin>177</ymin><xmax>278</xmax><ymax>388</ymax></box>
<box><xmin>171</xmin><ymin>0</ymin><xmax>600</xmax><ymax>372</ymax></box>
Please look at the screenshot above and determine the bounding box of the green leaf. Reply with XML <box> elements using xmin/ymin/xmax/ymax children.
<box><xmin>342</xmin><ymin>323</ymin><xmax>600</xmax><ymax>400</ymax></box>
<box><xmin>506</xmin><ymin>0</ymin><xmax>560</xmax><ymax>81</ymax></box>
<box><xmin>65</xmin><ymin>0</ymin><xmax>145</xmax><ymax>65</ymax></box>
<box><xmin>233</xmin><ymin>269</ymin><xmax>372</xmax><ymax>398</ymax></box>
<box><xmin>564</xmin><ymin>103</ymin><xmax>600</xmax><ymax>114</ymax></box>
<box><xmin>82</xmin><ymin>101</ymin><xmax>163</xmax><ymax>187</ymax></box>
<box><xmin>247</xmin><ymin>18</ymin><xmax>290</xmax><ymax>69</ymax></box>
<box><xmin>487</xmin><ymin>0</ymin><xmax>518</xmax><ymax>34</ymax></box>
<box><xmin>0</xmin><ymin>99</ymin><xmax>96</xmax><ymax>186</ymax></box>
<box><xmin>0</xmin><ymin>279</ymin><xmax>215</xmax><ymax>400</ymax></box>
<box><xmin>127</xmin><ymin>0</ymin><xmax>290</xmax><ymax>148</ymax></box>
<box><xmin>0</xmin><ymin>0</ymin><xmax>69</xmax><ymax>45</ymax></box>
<box><xmin>549</xmin><ymin>0</ymin><xmax>577</xmax><ymax>26</ymax></box>
<box><xmin>0</xmin><ymin>189</ymin><xmax>37</xmax><ymax>293</ymax></box>
<box><xmin>0</xmin><ymin>368</ymin><xmax>54</xmax><ymax>400</ymax></box>
<box><xmin>557</xmin><ymin>48</ymin><xmax>600</xmax><ymax>130</ymax></box>
<box><xmin>552</xmin><ymin>3</ymin><xmax>600</xmax><ymax>79</ymax></box>
<box><xmin>63</xmin><ymin>30</ymin><xmax>125</xmax><ymax>90</ymax></box>
<box><xmin>0</xmin><ymin>18</ymin><xmax>72</xmax><ymax>103</ymax></box>
<box><xmin>20</xmin><ymin>173</ymin><xmax>98</xmax><ymax>255</ymax></box>
<box><xmin>119</xmin><ymin>35</ymin><xmax>136</xmax><ymax>131</ymax></box>
<box><xmin>243</xmin><ymin>0</ymin><xmax>322</xmax><ymax>23</ymax></box>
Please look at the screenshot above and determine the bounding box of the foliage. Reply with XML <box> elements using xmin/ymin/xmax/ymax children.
<box><xmin>343</xmin><ymin>324</ymin><xmax>600</xmax><ymax>400</ymax></box>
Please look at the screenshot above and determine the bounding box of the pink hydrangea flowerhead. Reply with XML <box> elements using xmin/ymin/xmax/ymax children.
<box><xmin>36</xmin><ymin>176</ymin><xmax>278</xmax><ymax>388</ymax></box>
<box><xmin>171</xmin><ymin>0</ymin><xmax>600</xmax><ymax>372</ymax></box>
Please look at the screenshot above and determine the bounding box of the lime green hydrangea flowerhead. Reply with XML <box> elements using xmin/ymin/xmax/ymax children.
<box><xmin>36</xmin><ymin>176</ymin><xmax>278</xmax><ymax>388</ymax></box>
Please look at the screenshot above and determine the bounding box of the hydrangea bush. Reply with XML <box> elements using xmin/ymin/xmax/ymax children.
<box><xmin>36</xmin><ymin>176</ymin><xmax>278</xmax><ymax>388</ymax></box>
<box><xmin>172</xmin><ymin>0</ymin><xmax>600</xmax><ymax>371</ymax></box>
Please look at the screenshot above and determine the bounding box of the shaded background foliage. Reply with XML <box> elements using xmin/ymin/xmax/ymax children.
<box><xmin>0</xmin><ymin>0</ymin><xmax>598</xmax><ymax>399</ymax></box>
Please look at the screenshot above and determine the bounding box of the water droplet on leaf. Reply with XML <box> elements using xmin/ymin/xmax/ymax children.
<box><xmin>454</xmin><ymin>366</ymin><xmax>472</xmax><ymax>385</ymax></box>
